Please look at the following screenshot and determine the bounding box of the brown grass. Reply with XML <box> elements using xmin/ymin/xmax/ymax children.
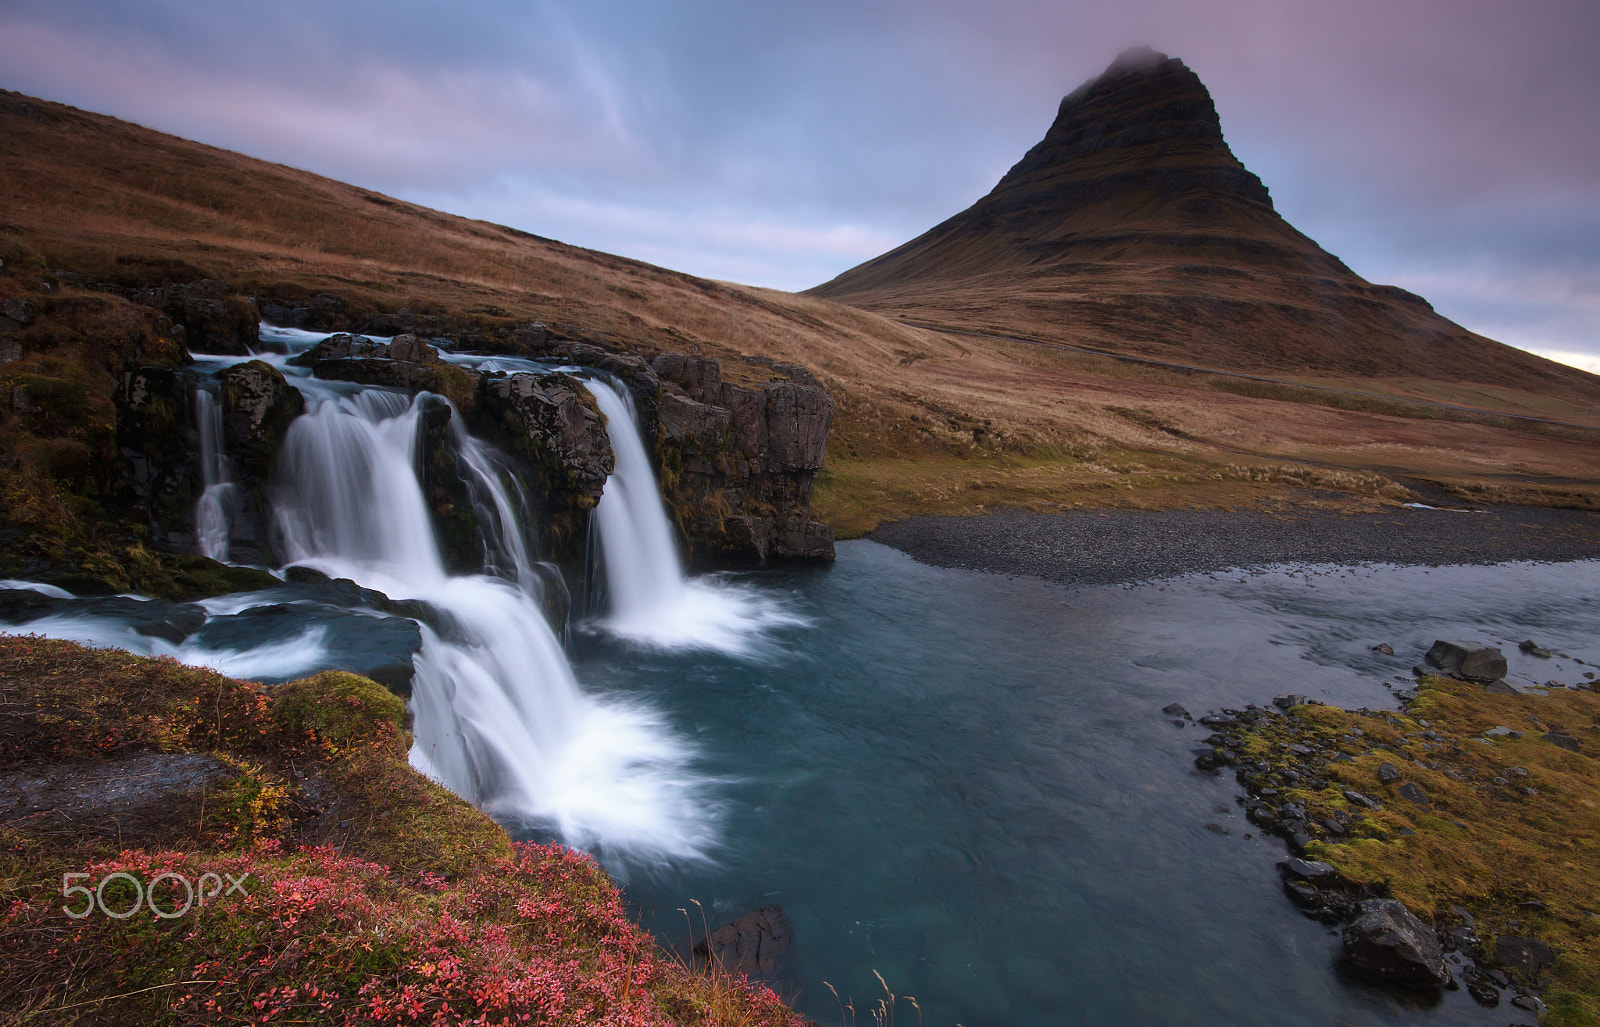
<box><xmin>6</xmin><ymin>88</ymin><xmax>1600</xmax><ymax>533</ymax></box>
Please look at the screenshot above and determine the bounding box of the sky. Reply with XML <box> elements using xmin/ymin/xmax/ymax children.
<box><xmin>2</xmin><ymin>0</ymin><xmax>1597</xmax><ymax>373</ymax></box>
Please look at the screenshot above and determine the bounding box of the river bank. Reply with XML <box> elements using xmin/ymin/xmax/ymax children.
<box><xmin>868</xmin><ymin>501</ymin><xmax>1600</xmax><ymax>586</ymax></box>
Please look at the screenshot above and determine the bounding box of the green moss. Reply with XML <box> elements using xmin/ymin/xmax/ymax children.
<box><xmin>271</xmin><ymin>670</ymin><xmax>408</xmax><ymax>749</ymax></box>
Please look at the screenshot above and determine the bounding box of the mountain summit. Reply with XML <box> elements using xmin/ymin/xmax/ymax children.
<box><xmin>809</xmin><ymin>50</ymin><xmax>1588</xmax><ymax>390</ymax></box>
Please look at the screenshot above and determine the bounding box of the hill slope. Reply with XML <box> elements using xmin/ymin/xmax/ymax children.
<box><xmin>2</xmin><ymin>83</ymin><xmax>1598</xmax><ymax>548</ymax></box>
<box><xmin>808</xmin><ymin>48</ymin><xmax>1598</xmax><ymax>401</ymax></box>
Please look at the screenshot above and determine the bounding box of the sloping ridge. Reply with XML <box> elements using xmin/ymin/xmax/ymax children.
<box><xmin>809</xmin><ymin>48</ymin><xmax>1598</xmax><ymax>397</ymax></box>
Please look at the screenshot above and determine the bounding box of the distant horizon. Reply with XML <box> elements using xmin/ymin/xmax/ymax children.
<box><xmin>2</xmin><ymin>0</ymin><xmax>1596</xmax><ymax>374</ymax></box>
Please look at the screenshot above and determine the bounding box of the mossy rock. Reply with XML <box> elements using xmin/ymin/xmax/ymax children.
<box><xmin>272</xmin><ymin>670</ymin><xmax>409</xmax><ymax>749</ymax></box>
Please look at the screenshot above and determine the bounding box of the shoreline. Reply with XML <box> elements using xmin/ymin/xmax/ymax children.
<box><xmin>866</xmin><ymin>503</ymin><xmax>1600</xmax><ymax>587</ymax></box>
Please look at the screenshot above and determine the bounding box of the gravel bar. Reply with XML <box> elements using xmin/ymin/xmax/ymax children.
<box><xmin>868</xmin><ymin>505</ymin><xmax>1600</xmax><ymax>586</ymax></box>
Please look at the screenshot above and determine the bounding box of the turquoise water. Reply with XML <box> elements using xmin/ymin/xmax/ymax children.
<box><xmin>570</xmin><ymin>541</ymin><xmax>1597</xmax><ymax>1026</ymax></box>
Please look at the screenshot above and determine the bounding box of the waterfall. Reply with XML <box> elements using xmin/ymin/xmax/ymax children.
<box><xmin>271</xmin><ymin>389</ymin><xmax>714</xmax><ymax>860</ymax></box>
<box><xmin>193</xmin><ymin>388</ymin><xmax>242</xmax><ymax>562</ymax></box>
<box><xmin>584</xmin><ymin>378</ymin><xmax>808</xmax><ymax>654</ymax></box>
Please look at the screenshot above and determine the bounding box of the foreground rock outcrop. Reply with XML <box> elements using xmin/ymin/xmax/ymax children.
<box><xmin>0</xmin><ymin>637</ymin><xmax>808</xmax><ymax>1026</ymax></box>
<box><xmin>1191</xmin><ymin>661</ymin><xmax>1599</xmax><ymax>1014</ymax></box>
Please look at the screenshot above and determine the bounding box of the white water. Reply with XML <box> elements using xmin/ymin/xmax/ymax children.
<box><xmin>271</xmin><ymin>388</ymin><xmax>714</xmax><ymax>860</ymax></box>
<box><xmin>586</xmin><ymin>378</ymin><xmax>807</xmax><ymax>654</ymax></box>
<box><xmin>193</xmin><ymin>389</ymin><xmax>242</xmax><ymax>562</ymax></box>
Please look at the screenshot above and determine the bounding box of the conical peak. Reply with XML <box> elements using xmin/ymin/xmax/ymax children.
<box><xmin>990</xmin><ymin>47</ymin><xmax>1272</xmax><ymax>214</ymax></box>
<box><xmin>1061</xmin><ymin>45</ymin><xmax>1182</xmax><ymax>106</ymax></box>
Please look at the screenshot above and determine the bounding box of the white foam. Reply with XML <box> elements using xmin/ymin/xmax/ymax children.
<box><xmin>586</xmin><ymin>378</ymin><xmax>809</xmax><ymax>655</ymax></box>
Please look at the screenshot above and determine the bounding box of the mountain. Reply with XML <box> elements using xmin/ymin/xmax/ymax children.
<box><xmin>809</xmin><ymin>48</ymin><xmax>1595</xmax><ymax>397</ymax></box>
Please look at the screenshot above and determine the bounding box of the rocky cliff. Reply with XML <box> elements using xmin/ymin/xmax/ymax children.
<box><xmin>103</xmin><ymin>308</ymin><xmax>833</xmax><ymax>612</ymax></box>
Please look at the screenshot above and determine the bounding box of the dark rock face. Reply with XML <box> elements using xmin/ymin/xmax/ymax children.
<box><xmin>1341</xmin><ymin>898</ymin><xmax>1451</xmax><ymax>991</ymax></box>
<box><xmin>470</xmin><ymin>371</ymin><xmax>614</xmax><ymax>566</ymax></box>
<box><xmin>115</xmin><ymin>365</ymin><xmax>203</xmax><ymax>546</ymax></box>
<box><xmin>1425</xmin><ymin>640</ymin><xmax>1509</xmax><ymax>684</ymax></box>
<box><xmin>692</xmin><ymin>904</ymin><xmax>793</xmax><ymax>982</ymax></box>
<box><xmin>218</xmin><ymin>360</ymin><xmax>304</xmax><ymax>486</ymax></box>
<box><xmin>259</xmin><ymin>293</ymin><xmax>343</xmax><ymax>331</ymax></box>
<box><xmin>132</xmin><ymin>280</ymin><xmax>259</xmax><ymax>355</ymax></box>
<box><xmin>649</xmin><ymin>355</ymin><xmax>835</xmax><ymax>565</ymax></box>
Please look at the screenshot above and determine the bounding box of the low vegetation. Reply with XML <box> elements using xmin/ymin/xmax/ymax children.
<box><xmin>0</xmin><ymin>637</ymin><xmax>805</xmax><ymax>1025</ymax></box>
<box><xmin>1202</xmin><ymin>677</ymin><xmax>1600</xmax><ymax>1025</ymax></box>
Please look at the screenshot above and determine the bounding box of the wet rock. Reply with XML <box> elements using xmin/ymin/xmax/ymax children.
<box><xmin>0</xmin><ymin>588</ymin><xmax>69</xmax><ymax>623</ymax></box>
<box><xmin>1341</xmin><ymin>899</ymin><xmax>1451</xmax><ymax>991</ymax></box>
<box><xmin>692</xmin><ymin>904</ymin><xmax>793</xmax><ymax>982</ymax></box>
<box><xmin>470</xmin><ymin>371</ymin><xmax>613</xmax><ymax>569</ymax></box>
<box><xmin>115</xmin><ymin>366</ymin><xmax>204</xmax><ymax>546</ymax></box>
<box><xmin>132</xmin><ymin>279</ymin><xmax>259</xmax><ymax>354</ymax></box>
<box><xmin>218</xmin><ymin>360</ymin><xmax>305</xmax><ymax>486</ymax></box>
<box><xmin>1371</xmin><ymin>642</ymin><xmax>1395</xmax><ymax>655</ymax></box>
<box><xmin>1162</xmin><ymin>703</ymin><xmax>1191</xmax><ymax>718</ymax></box>
<box><xmin>414</xmin><ymin>395</ymin><xmax>485</xmax><ymax>577</ymax></box>
<box><xmin>1491</xmin><ymin>934</ymin><xmax>1555</xmax><ymax>972</ymax></box>
<box><xmin>1518</xmin><ymin>640</ymin><xmax>1552</xmax><ymax>658</ymax></box>
<box><xmin>1273</xmin><ymin>694</ymin><xmax>1306</xmax><ymax>709</ymax></box>
<box><xmin>1278</xmin><ymin>857</ymin><xmax>1343</xmax><ymax>886</ymax></box>
<box><xmin>1425</xmin><ymin>640</ymin><xmax>1508</xmax><ymax>684</ymax></box>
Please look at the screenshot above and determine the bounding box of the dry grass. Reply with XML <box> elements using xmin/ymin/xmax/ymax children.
<box><xmin>6</xmin><ymin>87</ymin><xmax>1600</xmax><ymax>536</ymax></box>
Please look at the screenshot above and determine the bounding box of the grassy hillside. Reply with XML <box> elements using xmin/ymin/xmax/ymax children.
<box><xmin>3</xmin><ymin>86</ymin><xmax>1600</xmax><ymax>545</ymax></box>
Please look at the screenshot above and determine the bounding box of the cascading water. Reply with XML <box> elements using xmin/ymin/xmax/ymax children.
<box><xmin>271</xmin><ymin>387</ymin><xmax>715</xmax><ymax>861</ymax></box>
<box><xmin>193</xmin><ymin>387</ymin><xmax>241</xmax><ymax>562</ymax></box>
<box><xmin>585</xmin><ymin>378</ymin><xmax>806</xmax><ymax>653</ymax></box>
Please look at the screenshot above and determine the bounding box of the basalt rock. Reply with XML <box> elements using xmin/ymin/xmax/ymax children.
<box><xmin>692</xmin><ymin>905</ymin><xmax>793</xmax><ymax>983</ymax></box>
<box><xmin>416</xmin><ymin>394</ymin><xmax>485</xmax><ymax>576</ymax></box>
<box><xmin>1341</xmin><ymin>898</ymin><xmax>1451</xmax><ymax>991</ymax></box>
<box><xmin>259</xmin><ymin>292</ymin><xmax>343</xmax><ymax>331</ymax></box>
<box><xmin>1425</xmin><ymin>640</ymin><xmax>1508</xmax><ymax>684</ymax></box>
<box><xmin>471</xmin><ymin>371</ymin><xmax>614</xmax><ymax>568</ymax></box>
<box><xmin>115</xmin><ymin>365</ymin><xmax>204</xmax><ymax>547</ymax></box>
<box><xmin>132</xmin><ymin>279</ymin><xmax>259</xmax><ymax>355</ymax></box>
<box><xmin>649</xmin><ymin>353</ymin><xmax>835</xmax><ymax>565</ymax></box>
<box><xmin>217</xmin><ymin>360</ymin><xmax>304</xmax><ymax>486</ymax></box>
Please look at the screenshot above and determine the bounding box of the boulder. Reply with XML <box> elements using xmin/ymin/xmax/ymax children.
<box><xmin>692</xmin><ymin>904</ymin><xmax>793</xmax><ymax>982</ymax></box>
<box><xmin>1425</xmin><ymin>640</ymin><xmax>1508</xmax><ymax>684</ymax></box>
<box><xmin>217</xmin><ymin>360</ymin><xmax>305</xmax><ymax>485</ymax></box>
<box><xmin>1341</xmin><ymin>899</ymin><xmax>1451</xmax><ymax>991</ymax></box>
<box><xmin>1543</xmin><ymin>733</ymin><xmax>1581</xmax><ymax>753</ymax></box>
<box><xmin>470</xmin><ymin>372</ymin><xmax>613</xmax><ymax>569</ymax></box>
<box><xmin>1494</xmin><ymin>936</ymin><xmax>1556</xmax><ymax>979</ymax></box>
<box><xmin>132</xmin><ymin>280</ymin><xmax>259</xmax><ymax>355</ymax></box>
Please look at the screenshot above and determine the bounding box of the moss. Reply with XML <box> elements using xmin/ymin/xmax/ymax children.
<box><xmin>1210</xmin><ymin>678</ymin><xmax>1600</xmax><ymax>1017</ymax></box>
<box><xmin>271</xmin><ymin>670</ymin><xmax>408</xmax><ymax>750</ymax></box>
<box><xmin>0</xmin><ymin>638</ymin><xmax>802</xmax><ymax>1025</ymax></box>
